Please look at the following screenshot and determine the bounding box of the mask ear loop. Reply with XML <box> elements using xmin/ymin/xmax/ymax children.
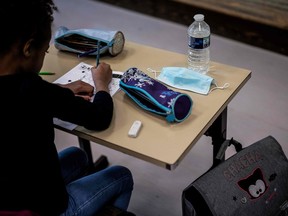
<box><xmin>209</xmin><ymin>83</ymin><xmax>230</xmax><ymax>94</ymax></box>
<box><xmin>147</xmin><ymin>68</ymin><xmax>161</xmax><ymax>79</ymax></box>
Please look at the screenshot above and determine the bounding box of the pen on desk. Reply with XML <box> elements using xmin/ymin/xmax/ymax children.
<box><xmin>38</xmin><ymin>71</ymin><xmax>55</xmax><ymax>75</ymax></box>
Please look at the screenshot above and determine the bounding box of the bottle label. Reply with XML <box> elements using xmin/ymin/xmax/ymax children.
<box><xmin>189</xmin><ymin>36</ymin><xmax>210</xmax><ymax>49</ymax></box>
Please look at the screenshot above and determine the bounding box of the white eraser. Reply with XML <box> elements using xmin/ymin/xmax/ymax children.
<box><xmin>128</xmin><ymin>120</ymin><xmax>142</xmax><ymax>138</ymax></box>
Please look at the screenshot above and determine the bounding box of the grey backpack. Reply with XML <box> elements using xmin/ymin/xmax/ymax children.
<box><xmin>182</xmin><ymin>136</ymin><xmax>288</xmax><ymax>216</ymax></box>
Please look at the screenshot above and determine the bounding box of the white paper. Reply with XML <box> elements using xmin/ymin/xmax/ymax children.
<box><xmin>53</xmin><ymin>62</ymin><xmax>123</xmax><ymax>130</ymax></box>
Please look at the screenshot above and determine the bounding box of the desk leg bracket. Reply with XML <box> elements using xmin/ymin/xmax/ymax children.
<box><xmin>205</xmin><ymin>107</ymin><xmax>228</xmax><ymax>167</ymax></box>
<box><xmin>205</xmin><ymin>107</ymin><xmax>243</xmax><ymax>168</ymax></box>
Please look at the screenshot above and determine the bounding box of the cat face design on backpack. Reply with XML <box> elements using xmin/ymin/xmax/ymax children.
<box><xmin>238</xmin><ymin>168</ymin><xmax>268</xmax><ymax>199</ymax></box>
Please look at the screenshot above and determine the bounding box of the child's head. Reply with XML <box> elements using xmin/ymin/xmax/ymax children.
<box><xmin>0</xmin><ymin>0</ymin><xmax>58</xmax><ymax>73</ymax></box>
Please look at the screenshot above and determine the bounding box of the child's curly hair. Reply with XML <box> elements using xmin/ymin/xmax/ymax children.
<box><xmin>0</xmin><ymin>0</ymin><xmax>58</xmax><ymax>55</ymax></box>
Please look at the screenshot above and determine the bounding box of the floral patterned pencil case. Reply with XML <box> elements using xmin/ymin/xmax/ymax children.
<box><xmin>119</xmin><ymin>67</ymin><xmax>193</xmax><ymax>123</ymax></box>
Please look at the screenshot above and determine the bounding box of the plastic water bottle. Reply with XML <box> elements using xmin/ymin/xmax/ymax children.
<box><xmin>187</xmin><ymin>14</ymin><xmax>210</xmax><ymax>74</ymax></box>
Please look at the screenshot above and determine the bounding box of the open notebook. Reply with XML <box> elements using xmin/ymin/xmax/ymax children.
<box><xmin>53</xmin><ymin>62</ymin><xmax>123</xmax><ymax>130</ymax></box>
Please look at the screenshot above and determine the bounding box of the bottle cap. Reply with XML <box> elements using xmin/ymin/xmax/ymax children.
<box><xmin>194</xmin><ymin>14</ymin><xmax>204</xmax><ymax>21</ymax></box>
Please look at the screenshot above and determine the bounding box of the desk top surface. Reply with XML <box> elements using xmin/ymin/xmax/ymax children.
<box><xmin>42</xmin><ymin>41</ymin><xmax>251</xmax><ymax>169</ymax></box>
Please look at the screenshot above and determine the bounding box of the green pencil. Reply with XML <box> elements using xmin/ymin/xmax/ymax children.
<box><xmin>39</xmin><ymin>71</ymin><xmax>55</xmax><ymax>75</ymax></box>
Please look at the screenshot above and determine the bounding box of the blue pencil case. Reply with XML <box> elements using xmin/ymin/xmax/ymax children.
<box><xmin>54</xmin><ymin>26</ymin><xmax>125</xmax><ymax>57</ymax></box>
<box><xmin>119</xmin><ymin>67</ymin><xmax>193</xmax><ymax>123</ymax></box>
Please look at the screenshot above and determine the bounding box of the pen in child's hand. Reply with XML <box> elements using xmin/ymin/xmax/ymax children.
<box><xmin>77</xmin><ymin>41</ymin><xmax>101</xmax><ymax>66</ymax></box>
<box><xmin>78</xmin><ymin>48</ymin><xmax>98</xmax><ymax>58</ymax></box>
<box><xmin>96</xmin><ymin>40</ymin><xmax>100</xmax><ymax>67</ymax></box>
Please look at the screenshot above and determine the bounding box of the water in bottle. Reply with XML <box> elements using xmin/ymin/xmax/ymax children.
<box><xmin>187</xmin><ymin>14</ymin><xmax>210</xmax><ymax>74</ymax></box>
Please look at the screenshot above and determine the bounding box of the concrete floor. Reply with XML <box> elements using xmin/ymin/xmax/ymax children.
<box><xmin>52</xmin><ymin>0</ymin><xmax>288</xmax><ymax>215</ymax></box>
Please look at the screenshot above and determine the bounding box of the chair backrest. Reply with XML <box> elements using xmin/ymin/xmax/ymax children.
<box><xmin>182</xmin><ymin>136</ymin><xmax>288</xmax><ymax>216</ymax></box>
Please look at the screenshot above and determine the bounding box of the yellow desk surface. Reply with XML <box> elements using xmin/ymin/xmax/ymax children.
<box><xmin>42</xmin><ymin>41</ymin><xmax>251</xmax><ymax>170</ymax></box>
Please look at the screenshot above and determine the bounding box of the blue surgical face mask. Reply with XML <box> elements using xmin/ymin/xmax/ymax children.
<box><xmin>153</xmin><ymin>67</ymin><xmax>229</xmax><ymax>95</ymax></box>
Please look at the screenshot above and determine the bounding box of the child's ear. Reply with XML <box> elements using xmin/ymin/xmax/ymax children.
<box><xmin>23</xmin><ymin>39</ymin><xmax>34</xmax><ymax>57</ymax></box>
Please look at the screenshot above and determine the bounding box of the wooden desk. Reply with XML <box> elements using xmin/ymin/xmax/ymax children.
<box><xmin>42</xmin><ymin>41</ymin><xmax>251</xmax><ymax>170</ymax></box>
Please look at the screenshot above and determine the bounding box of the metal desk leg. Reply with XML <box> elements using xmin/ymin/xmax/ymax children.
<box><xmin>78</xmin><ymin>137</ymin><xmax>109</xmax><ymax>173</ymax></box>
<box><xmin>205</xmin><ymin>107</ymin><xmax>227</xmax><ymax>167</ymax></box>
